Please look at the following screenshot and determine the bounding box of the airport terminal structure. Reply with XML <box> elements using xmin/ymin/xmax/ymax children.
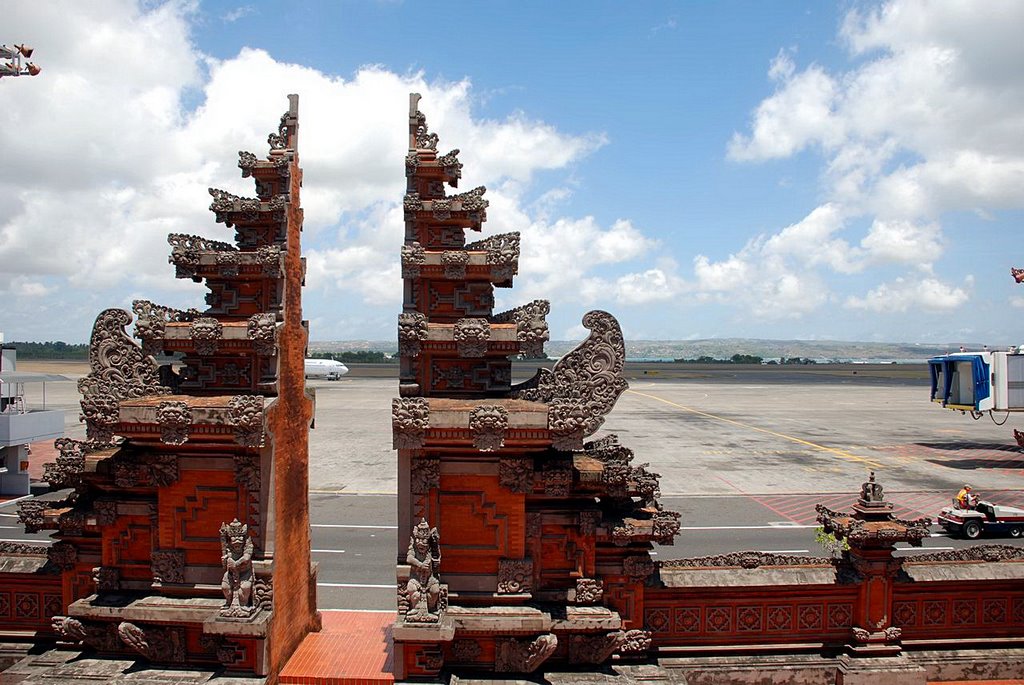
<box><xmin>0</xmin><ymin>97</ymin><xmax>1022</xmax><ymax>684</ymax></box>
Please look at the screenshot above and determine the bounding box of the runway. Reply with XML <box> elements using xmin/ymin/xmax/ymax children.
<box><xmin>7</xmin><ymin>362</ymin><xmax>1024</xmax><ymax>611</ymax></box>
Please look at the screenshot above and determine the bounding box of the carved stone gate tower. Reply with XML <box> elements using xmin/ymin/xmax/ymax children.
<box><xmin>392</xmin><ymin>94</ymin><xmax>678</xmax><ymax>679</ymax></box>
<box><xmin>11</xmin><ymin>95</ymin><xmax>318</xmax><ymax>682</ymax></box>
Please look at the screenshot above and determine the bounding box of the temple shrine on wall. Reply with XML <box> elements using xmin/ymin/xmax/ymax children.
<box><xmin>2</xmin><ymin>96</ymin><xmax>318</xmax><ymax>682</ymax></box>
<box><xmin>391</xmin><ymin>93</ymin><xmax>680</xmax><ymax>679</ymax></box>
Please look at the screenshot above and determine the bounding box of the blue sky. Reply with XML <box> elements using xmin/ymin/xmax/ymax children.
<box><xmin>2</xmin><ymin>1</ymin><xmax>1023</xmax><ymax>345</ymax></box>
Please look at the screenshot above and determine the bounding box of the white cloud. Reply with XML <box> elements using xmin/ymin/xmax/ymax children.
<box><xmin>845</xmin><ymin>276</ymin><xmax>970</xmax><ymax>313</ymax></box>
<box><xmin>0</xmin><ymin>0</ymin><xmax>659</xmax><ymax>342</ymax></box>
<box><xmin>717</xmin><ymin>0</ymin><xmax>1024</xmax><ymax>324</ymax></box>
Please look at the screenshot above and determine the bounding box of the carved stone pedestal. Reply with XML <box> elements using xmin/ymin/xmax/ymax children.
<box><xmin>835</xmin><ymin>654</ymin><xmax>927</xmax><ymax>685</ymax></box>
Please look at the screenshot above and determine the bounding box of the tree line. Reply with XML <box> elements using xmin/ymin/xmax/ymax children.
<box><xmin>5</xmin><ymin>341</ymin><xmax>89</xmax><ymax>359</ymax></box>
<box><xmin>672</xmin><ymin>354</ymin><xmax>819</xmax><ymax>365</ymax></box>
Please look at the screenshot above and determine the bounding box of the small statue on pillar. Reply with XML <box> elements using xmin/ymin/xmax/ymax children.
<box><xmin>404</xmin><ymin>518</ymin><xmax>445</xmax><ymax>622</ymax></box>
<box><xmin>219</xmin><ymin>518</ymin><xmax>256</xmax><ymax>618</ymax></box>
<box><xmin>859</xmin><ymin>471</ymin><xmax>884</xmax><ymax>504</ymax></box>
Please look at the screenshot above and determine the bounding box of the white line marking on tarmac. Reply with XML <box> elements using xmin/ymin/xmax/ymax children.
<box><xmin>0</xmin><ymin>513</ymin><xmax>21</xmax><ymax>518</ymax></box>
<box><xmin>318</xmin><ymin>583</ymin><xmax>395</xmax><ymax>589</ymax></box>
<box><xmin>898</xmin><ymin>546</ymin><xmax>955</xmax><ymax>552</ymax></box>
<box><xmin>309</xmin><ymin>528</ymin><xmax>397</xmax><ymax>532</ymax></box>
<box><xmin>0</xmin><ymin>538</ymin><xmax>50</xmax><ymax>544</ymax></box>
<box><xmin>0</xmin><ymin>495</ymin><xmax>32</xmax><ymax>509</ymax></box>
<box><xmin>760</xmin><ymin>549</ymin><xmax>810</xmax><ymax>554</ymax></box>
<box><xmin>320</xmin><ymin>608</ymin><xmax>397</xmax><ymax>614</ymax></box>
<box><xmin>312</xmin><ymin>549</ymin><xmax>346</xmax><ymax>554</ymax></box>
<box><xmin>0</xmin><ymin>525</ymin><xmax>21</xmax><ymax>529</ymax></box>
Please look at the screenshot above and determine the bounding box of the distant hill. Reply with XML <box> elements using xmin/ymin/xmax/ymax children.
<box><xmin>310</xmin><ymin>338</ymin><xmax>1005</xmax><ymax>362</ymax></box>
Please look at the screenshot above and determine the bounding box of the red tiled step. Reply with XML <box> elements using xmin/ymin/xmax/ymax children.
<box><xmin>279</xmin><ymin>610</ymin><xmax>395</xmax><ymax>685</ymax></box>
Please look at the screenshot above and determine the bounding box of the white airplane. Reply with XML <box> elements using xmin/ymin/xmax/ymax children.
<box><xmin>304</xmin><ymin>358</ymin><xmax>349</xmax><ymax>380</ymax></box>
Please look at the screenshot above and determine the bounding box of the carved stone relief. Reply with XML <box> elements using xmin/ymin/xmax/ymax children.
<box><xmin>219</xmin><ymin>519</ymin><xmax>256</xmax><ymax>618</ymax></box>
<box><xmin>410</xmin><ymin>458</ymin><xmax>440</xmax><ymax>494</ymax></box>
<box><xmin>623</xmin><ymin>555</ymin><xmax>656</xmax><ymax>580</ymax></box>
<box><xmin>568</xmin><ymin>631</ymin><xmax>624</xmax><ymax>665</ymax></box>
<box><xmin>441</xmin><ymin>250</ymin><xmax>470</xmax><ymax>279</ymax></box>
<box><xmin>494</xmin><ymin>634</ymin><xmax>557</xmax><ymax>673</ymax></box>
<box><xmin>401</xmin><ymin>242</ymin><xmax>426</xmax><ymax>279</ymax></box>
<box><xmin>619</xmin><ymin>629</ymin><xmax>653</xmax><ymax>655</ymax></box>
<box><xmin>454</xmin><ymin>317</ymin><xmax>489</xmax><ymax>357</ymax></box>
<box><xmin>393</xmin><ymin>398</ymin><xmax>429</xmax><ymax>449</ymax></box>
<box><xmin>574</xmin><ymin>578</ymin><xmax>604</xmax><ymax>605</ymax></box>
<box><xmin>398</xmin><ymin>312</ymin><xmax>428</xmax><ymax>357</ymax></box>
<box><xmin>514</xmin><ymin>310</ymin><xmax>627</xmax><ymax>446</ymax></box>
<box><xmin>78</xmin><ymin>308</ymin><xmax>171</xmax><ymax>442</ymax></box>
<box><xmin>247</xmin><ymin>312</ymin><xmax>278</xmax><ymax>356</ymax></box>
<box><xmin>118</xmin><ymin>621</ymin><xmax>186</xmax><ymax>663</ymax></box>
<box><xmin>156</xmin><ymin>400</ymin><xmax>191</xmax><ymax>445</ymax></box>
<box><xmin>403</xmin><ymin>519</ymin><xmax>446</xmax><ymax>623</ymax></box>
<box><xmin>470</xmin><ymin>404</ymin><xmax>507</xmax><ymax>451</ymax></box>
<box><xmin>47</xmin><ymin>542</ymin><xmax>78</xmax><ymax>570</ymax></box>
<box><xmin>228</xmin><ymin>395</ymin><xmax>265</xmax><ymax>448</ymax></box>
<box><xmin>499</xmin><ymin>457</ymin><xmax>533</xmax><ymax>494</ymax></box>
<box><xmin>152</xmin><ymin>550</ymin><xmax>185</xmax><ymax>584</ymax></box>
<box><xmin>497</xmin><ymin>558</ymin><xmax>533</xmax><ymax>594</ymax></box>
<box><xmin>189</xmin><ymin>317</ymin><xmax>223</xmax><ymax>356</ymax></box>
<box><xmin>542</xmin><ymin>462</ymin><xmax>572</xmax><ymax>497</ymax></box>
<box><xmin>93</xmin><ymin>566</ymin><xmax>120</xmax><ymax>592</ymax></box>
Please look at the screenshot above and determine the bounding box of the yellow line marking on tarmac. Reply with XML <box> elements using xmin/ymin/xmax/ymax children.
<box><xmin>626</xmin><ymin>389</ymin><xmax>884</xmax><ymax>468</ymax></box>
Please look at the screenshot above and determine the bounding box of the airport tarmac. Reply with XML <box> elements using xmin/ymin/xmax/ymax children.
<box><xmin>7</xmin><ymin>361</ymin><xmax>1024</xmax><ymax>610</ymax></box>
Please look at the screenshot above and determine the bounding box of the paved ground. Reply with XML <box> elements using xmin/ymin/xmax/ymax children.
<box><xmin>7</xmin><ymin>361</ymin><xmax>1024</xmax><ymax>611</ymax></box>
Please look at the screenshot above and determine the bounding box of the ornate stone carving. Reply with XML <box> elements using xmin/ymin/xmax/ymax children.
<box><xmin>860</xmin><ymin>470</ymin><xmax>885</xmax><ymax>503</ymax></box>
<box><xmin>494</xmin><ymin>299</ymin><xmax>550</xmax><ymax>358</ymax></box>
<box><xmin>189</xmin><ymin>317</ymin><xmax>223</xmax><ymax>356</ymax></box>
<box><xmin>233</xmin><ymin>453</ymin><xmax>261</xmax><ymax>492</ymax></box>
<box><xmin>441</xmin><ymin>250</ymin><xmax>470</xmax><ymax>279</ymax></box>
<box><xmin>414</xmin><ymin>111</ymin><xmax>439</xmax><ymax>150</ymax></box>
<box><xmin>410</xmin><ymin>458</ymin><xmax>439</xmax><ymax>494</ymax></box>
<box><xmin>256</xmin><ymin>244</ymin><xmax>282</xmax><ymax>276</ymax></box>
<box><xmin>568</xmin><ymin>631</ymin><xmax>624</xmax><ymax>665</ymax></box>
<box><xmin>623</xmin><ymin>555</ymin><xmax>656</xmax><ymax>580</ymax></box>
<box><xmin>660</xmin><ymin>551</ymin><xmax>830</xmax><ymax>569</ymax></box>
<box><xmin>653</xmin><ymin>510</ymin><xmax>682</xmax><ymax>543</ymax></box>
<box><xmin>43</xmin><ymin>437</ymin><xmax>89</xmax><ymax>489</ymax></box>
<box><xmin>1012</xmin><ymin>266</ymin><xmax>1024</xmax><ymax>284</ymax></box>
<box><xmin>237</xmin><ymin>150</ymin><xmax>258</xmax><ymax>176</ymax></box>
<box><xmin>451</xmin><ymin>185</ymin><xmax>488</xmax><ymax>212</ymax></box>
<box><xmin>393</xmin><ymin>398</ymin><xmax>429</xmax><ymax>449</ymax></box>
<box><xmin>542</xmin><ymin>462</ymin><xmax>572</xmax><ymax>496</ymax></box>
<box><xmin>527</xmin><ymin>512</ymin><xmax>542</xmax><ymax>539</ymax></box>
<box><xmin>852</xmin><ymin>626</ymin><xmax>871</xmax><ymax>643</ymax></box>
<box><xmin>494</xmin><ymin>634</ymin><xmax>557</xmax><ymax>673</ymax></box>
<box><xmin>16</xmin><ymin>498</ymin><xmax>46</xmax><ymax>533</ymax></box>
<box><xmin>404</xmin><ymin>519</ymin><xmax>446</xmax><ymax>623</ymax></box>
<box><xmin>450</xmin><ymin>638</ymin><xmax>481</xmax><ymax>662</ymax></box>
<box><xmin>398</xmin><ymin>312</ymin><xmax>428</xmax><ymax>357</ymax></box>
<box><xmin>52</xmin><ymin>615</ymin><xmax>87</xmax><ymax>642</ymax></box>
<box><xmin>499</xmin><ymin>457</ymin><xmax>533</xmax><ymax>494</ymax></box>
<box><xmin>816</xmin><ymin>503</ymin><xmax>932</xmax><ymax>547</ymax></box>
<box><xmin>466</xmin><ymin>232</ymin><xmax>520</xmax><ymax>281</ymax></box>
<box><xmin>267</xmin><ymin>108</ymin><xmax>292</xmax><ymax>149</ymax></box>
<box><xmin>884</xmin><ymin>625</ymin><xmax>903</xmax><ymax>641</ymax></box>
<box><xmin>470</xmin><ymin>404</ymin><xmax>507</xmax><ymax>451</ymax></box>
<box><xmin>93</xmin><ymin>566</ymin><xmax>120</xmax><ymax>591</ymax></box>
<box><xmin>619</xmin><ymin>629</ymin><xmax>653</xmax><ymax>655</ymax></box>
<box><xmin>132</xmin><ymin>299</ymin><xmax>202</xmax><ymax>353</ymax></box>
<box><xmin>247</xmin><ymin>312</ymin><xmax>278</xmax><ymax>356</ymax></box>
<box><xmin>253</xmin><ymin>572</ymin><xmax>274</xmax><ymax>612</ymax></box>
<box><xmin>497</xmin><ymin>558</ymin><xmax>533</xmax><ymax>594</ymax></box>
<box><xmin>401</xmin><ymin>242</ymin><xmax>426</xmax><ymax>279</ymax></box>
<box><xmin>113</xmin><ymin>454</ymin><xmax>179</xmax><ymax>488</ymax></box>
<box><xmin>579</xmin><ymin>510</ymin><xmax>601</xmax><ymax>536</ymax></box>
<box><xmin>437</xmin><ymin>148</ymin><xmax>463</xmax><ymax>181</ymax></box>
<box><xmin>219</xmin><ymin>519</ymin><xmax>256</xmax><ymax>618</ymax></box>
<box><xmin>904</xmin><ymin>545</ymin><xmax>1024</xmax><ymax>563</ymax></box>
<box><xmin>78</xmin><ymin>309</ymin><xmax>171</xmax><ymax>442</ymax></box>
<box><xmin>454</xmin><ymin>317</ymin><xmax>489</xmax><ymax>357</ymax></box>
<box><xmin>514</xmin><ymin>310</ymin><xmax>627</xmax><ymax>448</ymax></box>
<box><xmin>0</xmin><ymin>540</ymin><xmax>48</xmax><ymax>556</ymax></box>
<box><xmin>574</xmin><ymin>578</ymin><xmax>603</xmax><ymax>605</ymax></box>
<box><xmin>47</xmin><ymin>541</ymin><xmax>78</xmax><ymax>570</ymax></box>
<box><xmin>155</xmin><ymin>400</ymin><xmax>191</xmax><ymax>445</ymax></box>
<box><xmin>216</xmin><ymin>250</ymin><xmax>240</xmax><ymax>276</ymax></box>
<box><xmin>152</xmin><ymin>550</ymin><xmax>185</xmax><ymax>584</ymax></box>
<box><xmin>117</xmin><ymin>621</ymin><xmax>186</xmax><ymax>663</ymax></box>
<box><xmin>228</xmin><ymin>395</ymin><xmax>265</xmax><ymax>448</ymax></box>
